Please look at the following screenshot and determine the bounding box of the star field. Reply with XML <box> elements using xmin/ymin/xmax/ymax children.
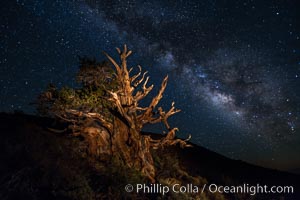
<box><xmin>1</xmin><ymin>0</ymin><xmax>300</xmax><ymax>171</ymax></box>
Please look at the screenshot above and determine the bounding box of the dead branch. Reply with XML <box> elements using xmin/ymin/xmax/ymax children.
<box><xmin>65</xmin><ymin>109</ymin><xmax>113</xmax><ymax>133</ymax></box>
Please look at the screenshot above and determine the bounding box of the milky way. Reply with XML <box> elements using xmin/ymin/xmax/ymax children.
<box><xmin>1</xmin><ymin>0</ymin><xmax>300</xmax><ymax>170</ymax></box>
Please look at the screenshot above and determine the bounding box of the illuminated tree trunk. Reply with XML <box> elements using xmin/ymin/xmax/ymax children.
<box><xmin>101</xmin><ymin>45</ymin><xmax>191</xmax><ymax>182</ymax></box>
<box><xmin>111</xmin><ymin>117</ymin><xmax>155</xmax><ymax>182</ymax></box>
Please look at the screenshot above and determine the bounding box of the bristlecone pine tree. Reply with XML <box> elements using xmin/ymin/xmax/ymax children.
<box><xmin>38</xmin><ymin>45</ymin><xmax>191</xmax><ymax>182</ymax></box>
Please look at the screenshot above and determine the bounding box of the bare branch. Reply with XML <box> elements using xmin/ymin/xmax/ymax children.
<box><xmin>133</xmin><ymin>71</ymin><xmax>148</xmax><ymax>87</ymax></box>
<box><xmin>65</xmin><ymin>109</ymin><xmax>113</xmax><ymax>132</ymax></box>
<box><xmin>126</xmin><ymin>50</ymin><xmax>132</xmax><ymax>57</ymax></box>
<box><xmin>149</xmin><ymin>128</ymin><xmax>192</xmax><ymax>149</ymax></box>
<box><xmin>160</xmin><ymin>102</ymin><xmax>181</xmax><ymax>130</ymax></box>
<box><xmin>103</xmin><ymin>52</ymin><xmax>122</xmax><ymax>76</ymax></box>
<box><xmin>138</xmin><ymin>75</ymin><xmax>168</xmax><ymax>122</ymax></box>
<box><xmin>128</xmin><ymin>67</ymin><xmax>133</xmax><ymax>74</ymax></box>
<box><xmin>123</xmin><ymin>44</ymin><xmax>127</xmax><ymax>54</ymax></box>
<box><xmin>131</xmin><ymin>65</ymin><xmax>142</xmax><ymax>83</ymax></box>
<box><xmin>55</xmin><ymin>113</ymin><xmax>77</xmax><ymax>123</ymax></box>
<box><xmin>116</xmin><ymin>47</ymin><xmax>121</xmax><ymax>55</ymax></box>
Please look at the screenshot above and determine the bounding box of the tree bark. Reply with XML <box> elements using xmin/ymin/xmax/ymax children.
<box><xmin>111</xmin><ymin>117</ymin><xmax>155</xmax><ymax>182</ymax></box>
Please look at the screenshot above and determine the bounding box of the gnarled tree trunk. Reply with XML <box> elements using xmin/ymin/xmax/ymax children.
<box><xmin>111</xmin><ymin>117</ymin><xmax>155</xmax><ymax>181</ymax></box>
<box><xmin>101</xmin><ymin>45</ymin><xmax>191</xmax><ymax>182</ymax></box>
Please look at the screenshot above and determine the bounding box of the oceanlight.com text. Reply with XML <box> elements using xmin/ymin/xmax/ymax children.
<box><xmin>124</xmin><ymin>183</ymin><xmax>294</xmax><ymax>196</ymax></box>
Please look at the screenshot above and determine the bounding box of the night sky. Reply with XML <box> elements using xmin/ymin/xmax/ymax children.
<box><xmin>1</xmin><ymin>0</ymin><xmax>300</xmax><ymax>171</ymax></box>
